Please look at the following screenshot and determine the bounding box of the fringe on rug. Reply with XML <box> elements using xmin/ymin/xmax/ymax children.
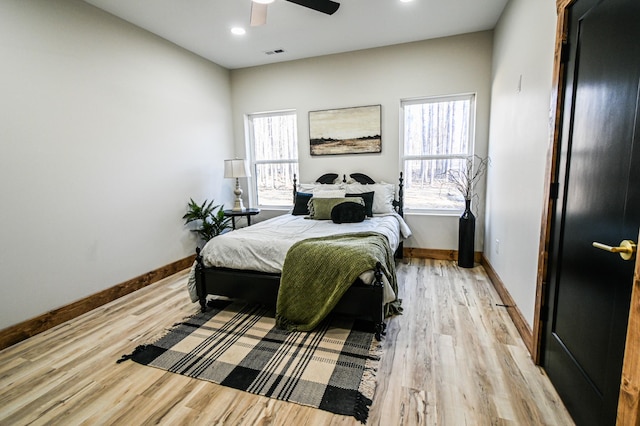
<box><xmin>116</xmin><ymin>318</ymin><xmax>189</xmax><ymax>365</ymax></box>
<box><xmin>116</xmin><ymin>344</ymin><xmax>149</xmax><ymax>364</ymax></box>
<box><xmin>355</xmin><ymin>336</ymin><xmax>383</xmax><ymax>423</ymax></box>
<box><xmin>354</xmin><ymin>392</ymin><xmax>374</xmax><ymax>424</ymax></box>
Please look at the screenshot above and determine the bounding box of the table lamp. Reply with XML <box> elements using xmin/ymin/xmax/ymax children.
<box><xmin>224</xmin><ymin>159</ymin><xmax>251</xmax><ymax>211</ymax></box>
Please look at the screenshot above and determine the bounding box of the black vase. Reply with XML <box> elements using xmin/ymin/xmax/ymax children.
<box><xmin>458</xmin><ymin>199</ymin><xmax>475</xmax><ymax>268</ymax></box>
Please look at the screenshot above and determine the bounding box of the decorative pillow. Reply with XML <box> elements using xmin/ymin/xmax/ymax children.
<box><xmin>331</xmin><ymin>202</ymin><xmax>366</xmax><ymax>224</ymax></box>
<box><xmin>307</xmin><ymin>197</ymin><xmax>364</xmax><ymax>220</ymax></box>
<box><xmin>292</xmin><ymin>192</ymin><xmax>313</xmax><ymax>215</ymax></box>
<box><xmin>346</xmin><ymin>191</ymin><xmax>374</xmax><ymax>217</ymax></box>
<box><xmin>298</xmin><ymin>183</ymin><xmax>345</xmax><ymax>193</ymax></box>
<box><xmin>311</xmin><ymin>189</ymin><xmax>347</xmax><ymax>198</ymax></box>
<box><xmin>345</xmin><ymin>183</ymin><xmax>394</xmax><ymax>214</ymax></box>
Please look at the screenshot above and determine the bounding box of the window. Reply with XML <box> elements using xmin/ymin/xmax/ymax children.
<box><xmin>247</xmin><ymin>111</ymin><xmax>299</xmax><ymax>208</ymax></box>
<box><xmin>400</xmin><ymin>94</ymin><xmax>475</xmax><ymax>212</ymax></box>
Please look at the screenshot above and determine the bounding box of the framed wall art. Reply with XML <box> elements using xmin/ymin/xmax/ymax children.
<box><xmin>309</xmin><ymin>104</ymin><xmax>381</xmax><ymax>156</ymax></box>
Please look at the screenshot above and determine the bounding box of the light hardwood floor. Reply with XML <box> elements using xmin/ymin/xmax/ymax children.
<box><xmin>0</xmin><ymin>259</ymin><xmax>574</xmax><ymax>425</ymax></box>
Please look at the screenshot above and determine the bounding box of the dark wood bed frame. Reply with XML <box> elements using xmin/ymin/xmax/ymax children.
<box><xmin>194</xmin><ymin>172</ymin><xmax>404</xmax><ymax>340</ymax></box>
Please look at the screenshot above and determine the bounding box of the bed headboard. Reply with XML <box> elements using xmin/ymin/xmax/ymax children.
<box><xmin>292</xmin><ymin>172</ymin><xmax>404</xmax><ymax>217</ymax></box>
<box><xmin>315</xmin><ymin>173</ymin><xmax>340</xmax><ymax>184</ymax></box>
<box><xmin>349</xmin><ymin>173</ymin><xmax>375</xmax><ymax>184</ymax></box>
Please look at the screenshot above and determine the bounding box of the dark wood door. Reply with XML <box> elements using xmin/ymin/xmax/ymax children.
<box><xmin>543</xmin><ymin>0</ymin><xmax>640</xmax><ymax>424</ymax></box>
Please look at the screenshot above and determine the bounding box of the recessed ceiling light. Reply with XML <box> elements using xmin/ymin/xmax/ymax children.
<box><xmin>399</xmin><ymin>0</ymin><xmax>414</xmax><ymax>2</ymax></box>
<box><xmin>231</xmin><ymin>27</ymin><xmax>246</xmax><ymax>35</ymax></box>
<box><xmin>253</xmin><ymin>0</ymin><xmax>275</xmax><ymax>4</ymax></box>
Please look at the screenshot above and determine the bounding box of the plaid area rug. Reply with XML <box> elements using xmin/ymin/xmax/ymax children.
<box><xmin>117</xmin><ymin>299</ymin><xmax>381</xmax><ymax>423</ymax></box>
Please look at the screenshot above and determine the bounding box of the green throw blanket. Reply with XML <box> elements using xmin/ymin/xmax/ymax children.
<box><xmin>276</xmin><ymin>231</ymin><xmax>402</xmax><ymax>331</ymax></box>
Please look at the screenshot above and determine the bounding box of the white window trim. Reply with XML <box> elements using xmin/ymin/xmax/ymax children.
<box><xmin>399</xmin><ymin>93</ymin><xmax>477</xmax><ymax>215</ymax></box>
<box><xmin>245</xmin><ymin>109</ymin><xmax>298</xmax><ymax>209</ymax></box>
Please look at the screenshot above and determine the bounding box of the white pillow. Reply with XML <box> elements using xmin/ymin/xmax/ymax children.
<box><xmin>298</xmin><ymin>183</ymin><xmax>345</xmax><ymax>193</ymax></box>
<box><xmin>345</xmin><ymin>183</ymin><xmax>394</xmax><ymax>214</ymax></box>
<box><xmin>311</xmin><ymin>189</ymin><xmax>347</xmax><ymax>198</ymax></box>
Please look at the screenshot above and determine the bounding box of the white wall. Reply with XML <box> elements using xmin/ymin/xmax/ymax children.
<box><xmin>230</xmin><ymin>32</ymin><xmax>494</xmax><ymax>249</ymax></box>
<box><xmin>484</xmin><ymin>0</ymin><xmax>557</xmax><ymax>326</ymax></box>
<box><xmin>0</xmin><ymin>0</ymin><xmax>234</xmax><ymax>329</ymax></box>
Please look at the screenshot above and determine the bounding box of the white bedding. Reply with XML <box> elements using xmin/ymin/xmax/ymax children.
<box><xmin>187</xmin><ymin>212</ymin><xmax>411</xmax><ymax>303</ymax></box>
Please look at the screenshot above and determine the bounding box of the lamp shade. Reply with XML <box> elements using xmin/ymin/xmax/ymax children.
<box><xmin>224</xmin><ymin>159</ymin><xmax>251</xmax><ymax>178</ymax></box>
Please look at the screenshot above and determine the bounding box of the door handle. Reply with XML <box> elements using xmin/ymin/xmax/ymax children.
<box><xmin>592</xmin><ymin>240</ymin><xmax>637</xmax><ymax>261</ymax></box>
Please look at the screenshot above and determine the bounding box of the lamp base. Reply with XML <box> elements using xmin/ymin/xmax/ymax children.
<box><xmin>232</xmin><ymin>179</ymin><xmax>246</xmax><ymax>211</ymax></box>
<box><xmin>232</xmin><ymin>199</ymin><xmax>245</xmax><ymax>212</ymax></box>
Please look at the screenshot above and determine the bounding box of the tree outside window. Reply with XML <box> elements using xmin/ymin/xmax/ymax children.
<box><xmin>401</xmin><ymin>94</ymin><xmax>476</xmax><ymax>212</ymax></box>
<box><xmin>247</xmin><ymin>111</ymin><xmax>299</xmax><ymax>207</ymax></box>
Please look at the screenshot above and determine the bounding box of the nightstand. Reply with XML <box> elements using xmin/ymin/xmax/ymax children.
<box><xmin>223</xmin><ymin>208</ymin><xmax>261</xmax><ymax>230</ymax></box>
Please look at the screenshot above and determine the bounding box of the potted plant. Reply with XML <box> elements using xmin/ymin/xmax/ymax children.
<box><xmin>444</xmin><ymin>155</ymin><xmax>490</xmax><ymax>268</ymax></box>
<box><xmin>182</xmin><ymin>198</ymin><xmax>232</xmax><ymax>242</ymax></box>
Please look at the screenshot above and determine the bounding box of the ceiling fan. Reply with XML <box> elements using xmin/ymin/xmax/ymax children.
<box><xmin>250</xmin><ymin>0</ymin><xmax>340</xmax><ymax>27</ymax></box>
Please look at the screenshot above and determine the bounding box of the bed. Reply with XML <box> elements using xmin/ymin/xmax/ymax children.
<box><xmin>188</xmin><ymin>173</ymin><xmax>410</xmax><ymax>340</ymax></box>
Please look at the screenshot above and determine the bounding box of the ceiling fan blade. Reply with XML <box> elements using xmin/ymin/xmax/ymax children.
<box><xmin>285</xmin><ymin>0</ymin><xmax>340</xmax><ymax>15</ymax></box>
<box><xmin>250</xmin><ymin>2</ymin><xmax>268</xmax><ymax>26</ymax></box>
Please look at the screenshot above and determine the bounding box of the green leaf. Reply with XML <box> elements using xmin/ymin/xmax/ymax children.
<box><xmin>183</xmin><ymin>198</ymin><xmax>232</xmax><ymax>242</ymax></box>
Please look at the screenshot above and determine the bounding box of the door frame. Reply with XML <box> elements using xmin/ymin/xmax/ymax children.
<box><xmin>534</xmin><ymin>0</ymin><xmax>640</xmax><ymax>423</ymax></box>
